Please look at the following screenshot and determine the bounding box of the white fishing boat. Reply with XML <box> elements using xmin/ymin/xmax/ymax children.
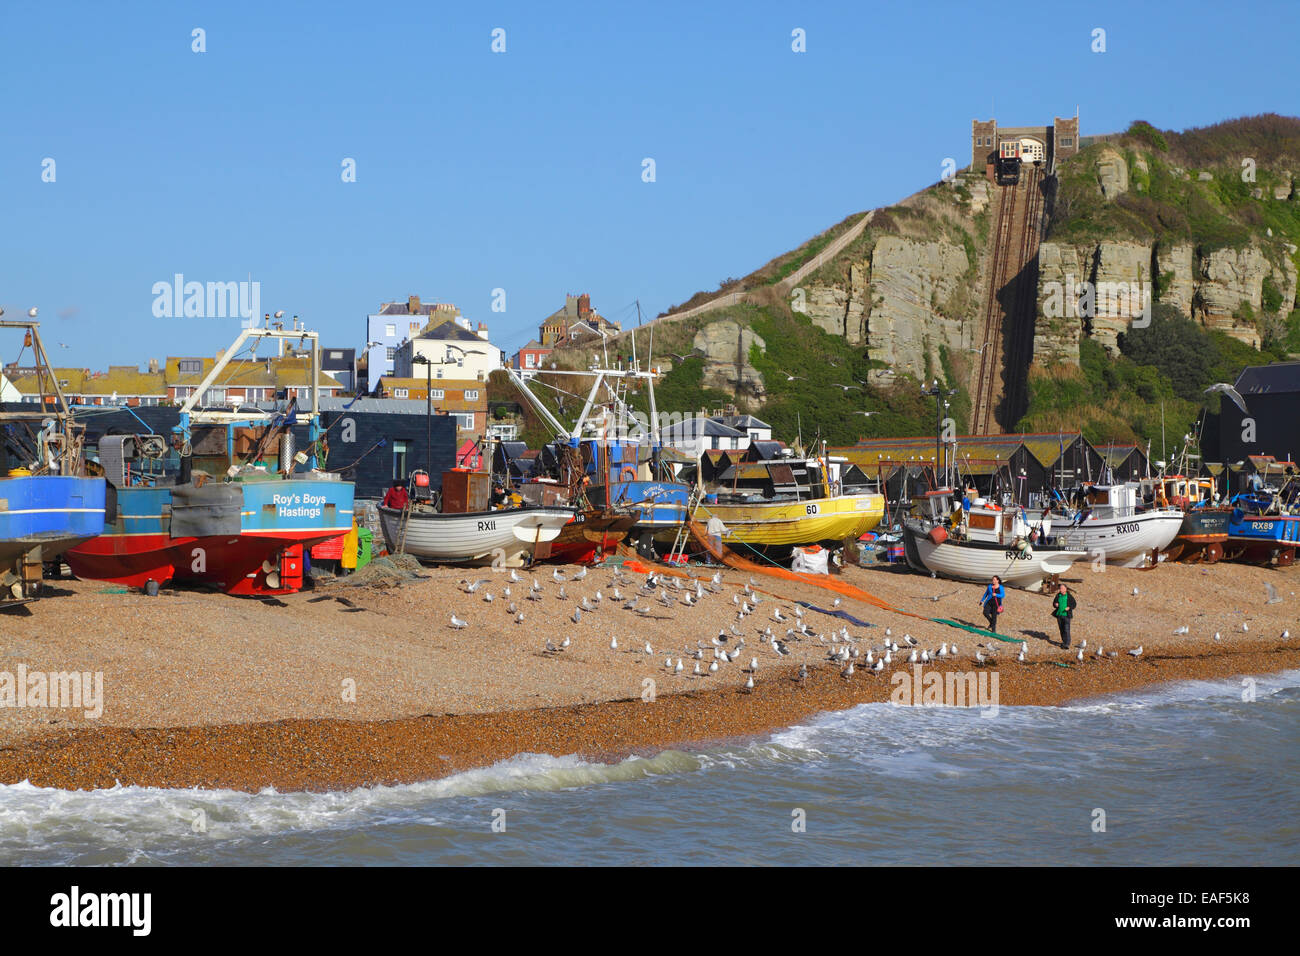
<box><xmin>378</xmin><ymin>502</ymin><xmax>575</xmax><ymax>567</ymax></box>
<box><xmin>902</xmin><ymin>489</ymin><xmax>1087</xmax><ymax>590</ymax></box>
<box><xmin>1051</xmin><ymin>483</ymin><xmax>1184</xmax><ymax>568</ymax></box>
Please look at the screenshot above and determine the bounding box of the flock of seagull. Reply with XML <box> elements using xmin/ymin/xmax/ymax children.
<box><xmin>440</xmin><ymin>565</ymin><xmax>1300</xmax><ymax>692</ymax></box>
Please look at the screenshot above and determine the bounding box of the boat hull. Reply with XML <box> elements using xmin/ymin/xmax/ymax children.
<box><xmin>379</xmin><ymin>504</ymin><xmax>576</xmax><ymax>566</ymax></box>
<box><xmin>904</xmin><ymin>520</ymin><xmax>1086</xmax><ymax>590</ymax></box>
<box><xmin>1</xmin><ymin>475</ymin><xmax>108</xmax><ymax>602</ymax></box>
<box><xmin>1224</xmin><ymin>512</ymin><xmax>1300</xmax><ymax>567</ymax></box>
<box><xmin>1055</xmin><ymin>509</ymin><xmax>1184</xmax><ymax>568</ymax></box>
<box><xmin>1170</xmin><ymin>510</ymin><xmax>1230</xmax><ymax>563</ymax></box>
<box><xmin>693</xmin><ymin>494</ymin><xmax>885</xmax><ymax>548</ymax></box>
<box><xmin>65</xmin><ymin>478</ymin><xmax>354</xmax><ymax>594</ymax></box>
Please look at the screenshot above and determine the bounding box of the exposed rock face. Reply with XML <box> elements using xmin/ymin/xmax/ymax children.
<box><xmin>861</xmin><ymin>237</ymin><xmax>970</xmax><ymax>379</ymax></box>
<box><xmin>802</xmin><ymin>262</ymin><xmax>868</xmax><ymax>342</ymax></box>
<box><xmin>692</xmin><ymin>319</ymin><xmax>767</xmax><ymax>403</ymax></box>
<box><xmin>1095</xmin><ymin>147</ymin><xmax>1130</xmax><ymax>200</ymax></box>
<box><xmin>1035</xmin><ymin>239</ymin><xmax>1297</xmax><ymax>356</ymax></box>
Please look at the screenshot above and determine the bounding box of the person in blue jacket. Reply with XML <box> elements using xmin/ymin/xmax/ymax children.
<box><xmin>980</xmin><ymin>575</ymin><xmax>1005</xmax><ymax>633</ymax></box>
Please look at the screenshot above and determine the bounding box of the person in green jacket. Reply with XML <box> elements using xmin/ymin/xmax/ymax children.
<box><xmin>1051</xmin><ymin>583</ymin><xmax>1077</xmax><ymax>649</ymax></box>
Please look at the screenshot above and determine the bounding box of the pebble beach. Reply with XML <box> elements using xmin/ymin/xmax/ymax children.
<box><xmin>1</xmin><ymin>557</ymin><xmax>1296</xmax><ymax>792</ymax></box>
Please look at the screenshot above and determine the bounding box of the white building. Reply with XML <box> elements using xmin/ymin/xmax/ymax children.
<box><xmin>660</xmin><ymin>417</ymin><xmax>749</xmax><ymax>459</ymax></box>
<box><xmin>711</xmin><ymin>414</ymin><xmax>773</xmax><ymax>444</ymax></box>
<box><xmin>393</xmin><ymin>318</ymin><xmax>503</xmax><ymax>383</ymax></box>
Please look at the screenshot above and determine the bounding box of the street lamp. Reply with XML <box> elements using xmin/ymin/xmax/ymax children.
<box><xmin>922</xmin><ymin>379</ymin><xmax>958</xmax><ymax>488</ymax></box>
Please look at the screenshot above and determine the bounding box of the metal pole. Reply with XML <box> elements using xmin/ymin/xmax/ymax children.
<box><xmin>426</xmin><ymin>359</ymin><xmax>432</xmax><ymax>477</ymax></box>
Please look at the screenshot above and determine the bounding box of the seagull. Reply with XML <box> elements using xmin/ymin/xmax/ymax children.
<box><xmin>749</xmin><ymin>656</ymin><xmax>759</xmax><ymax>672</ymax></box>
<box><xmin>572</xmin><ymin>607</ymin><xmax>582</xmax><ymax>624</ymax></box>
<box><xmin>709</xmin><ymin>661</ymin><xmax>719</xmax><ymax>674</ymax></box>
<box><xmin>693</xmin><ymin>662</ymin><xmax>702</xmax><ymax>676</ymax></box>
<box><xmin>556</xmin><ymin>586</ymin><xmax>568</xmax><ymax>601</ymax></box>
<box><xmin>1214</xmin><ymin>631</ymin><xmax>1221</xmax><ymax>641</ymax></box>
<box><xmin>572</xmin><ymin>568</ymin><xmax>587</xmax><ymax>581</ymax></box>
<box><xmin>1095</xmin><ymin>645</ymin><xmax>1105</xmax><ymax>658</ymax></box>
<box><xmin>514</xmin><ymin>612</ymin><xmax>524</xmax><ymax>624</ymax></box>
<box><xmin>531</xmin><ymin>579</ymin><xmax>543</xmax><ymax>593</ymax></box>
<box><xmin>552</xmin><ymin>568</ymin><xmax>566</xmax><ymax>582</ymax></box>
<box><xmin>842</xmin><ymin>662</ymin><xmax>855</xmax><ymax>679</ymax></box>
<box><xmin>610</xmin><ymin>636</ymin><xmax>618</xmax><ymax>650</ymax></box>
<box><xmin>1172</xmin><ymin>625</ymin><xmax>1188</xmax><ymax>635</ymax></box>
<box><xmin>1128</xmin><ymin>646</ymin><xmax>1144</xmax><ymax>657</ymax></box>
<box><xmin>744</xmin><ymin>675</ymin><xmax>755</xmax><ymax>693</ymax></box>
<box><xmin>853</xmin><ymin>411</ymin><xmax>878</xmax><ymax>417</ymax></box>
<box><xmin>610</xmin><ymin>588</ymin><xmax>623</xmax><ymax>601</ymax></box>
<box><xmin>561</xmin><ymin>636</ymin><xmax>570</xmax><ymax>649</ymax></box>
<box><xmin>1132</xmin><ymin>587</ymin><xmax>1139</xmax><ymax>596</ymax></box>
<box><xmin>776</xmin><ymin>368</ymin><xmax>804</xmax><ymax>381</ymax></box>
<box><xmin>675</xmin><ymin>659</ymin><xmax>684</xmax><ymax>674</ymax></box>
<box><xmin>1076</xmin><ymin>649</ymin><xmax>1084</xmax><ymax>662</ymax></box>
<box><xmin>449</xmin><ymin>614</ymin><xmax>468</xmax><ymax>629</ymax></box>
<box><xmin>831</xmin><ymin>383</ymin><xmax>862</xmax><ymax>392</ymax></box>
<box><xmin>1242</xmin><ymin>622</ymin><xmax>1250</xmax><ymax>633</ymax></box>
<box><xmin>544</xmin><ymin>639</ymin><xmax>560</xmax><ymax>654</ymax></box>
<box><xmin>975</xmin><ymin>651</ymin><xmax>986</xmax><ymax>665</ymax></box>
<box><xmin>482</xmin><ymin>592</ymin><xmax>494</xmax><ymax>603</ymax></box>
<box><xmin>508</xmin><ymin>569</ymin><xmax>521</xmax><ymax>583</ymax></box>
<box><xmin>463</xmin><ymin>579</ymin><xmax>491</xmax><ymax>593</ymax></box>
<box><xmin>644</xmin><ymin>641</ymin><xmax>653</xmax><ymax>656</ymax></box>
<box><xmin>507</xmin><ymin>602</ymin><xmax>517</xmax><ymax>614</ymax></box>
<box><xmin>797</xmin><ymin>663</ymin><xmax>808</xmax><ymax>681</ymax></box>
<box><xmin>1017</xmin><ymin>649</ymin><xmax>1026</xmax><ymax>662</ymax></box>
<box><xmin>1204</xmin><ymin>382</ymin><xmax>1248</xmax><ymax>414</ymax></box>
<box><xmin>904</xmin><ymin>635</ymin><xmax>918</xmax><ymax>646</ymax></box>
<box><xmin>873</xmin><ymin>659</ymin><xmax>884</xmax><ymax>672</ymax></box>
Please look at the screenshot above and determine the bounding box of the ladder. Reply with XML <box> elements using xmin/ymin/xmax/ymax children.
<box><xmin>667</xmin><ymin>485</ymin><xmax>703</xmax><ymax>564</ymax></box>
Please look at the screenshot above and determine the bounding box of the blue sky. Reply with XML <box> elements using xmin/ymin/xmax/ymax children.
<box><xmin>3</xmin><ymin>0</ymin><xmax>1296</xmax><ymax>368</ymax></box>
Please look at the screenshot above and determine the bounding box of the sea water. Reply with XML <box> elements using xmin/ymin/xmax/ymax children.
<box><xmin>2</xmin><ymin>671</ymin><xmax>1297</xmax><ymax>866</ymax></box>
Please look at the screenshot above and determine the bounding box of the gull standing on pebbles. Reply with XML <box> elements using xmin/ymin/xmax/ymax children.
<box><xmin>1128</xmin><ymin>646</ymin><xmax>1143</xmax><ymax>657</ymax></box>
<box><xmin>571</xmin><ymin>607</ymin><xmax>582</xmax><ymax>624</ymax></box>
<box><xmin>449</xmin><ymin>614</ymin><xmax>468</xmax><ymax>629</ymax></box>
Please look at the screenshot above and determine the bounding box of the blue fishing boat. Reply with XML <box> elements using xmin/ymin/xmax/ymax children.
<box><xmin>65</xmin><ymin>319</ymin><xmax>354</xmax><ymax>594</ymax></box>
<box><xmin>1</xmin><ymin>315</ymin><xmax>107</xmax><ymax>605</ymax></box>
<box><xmin>1224</xmin><ymin>481</ymin><xmax>1300</xmax><ymax>567</ymax></box>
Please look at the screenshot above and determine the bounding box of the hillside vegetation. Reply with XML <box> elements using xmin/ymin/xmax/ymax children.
<box><xmin>544</xmin><ymin>115</ymin><xmax>1299</xmax><ymax>449</ymax></box>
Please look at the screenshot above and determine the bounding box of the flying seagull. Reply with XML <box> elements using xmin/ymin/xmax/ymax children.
<box><xmin>1204</xmin><ymin>382</ymin><xmax>1248</xmax><ymax>414</ymax></box>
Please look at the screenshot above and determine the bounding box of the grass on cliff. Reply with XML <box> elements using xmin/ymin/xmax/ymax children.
<box><xmin>1016</xmin><ymin>304</ymin><xmax>1287</xmax><ymax>448</ymax></box>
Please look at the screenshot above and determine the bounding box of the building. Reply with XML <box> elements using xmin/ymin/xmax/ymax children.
<box><xmin>1204</xmin><ymin>361</ymin><xmax>1300</xmax><ymax>482</ymax></box>
<box><xmin>513</xmin><ymin>339</ymin><xmax>553</xmax><ymax>371</ymax></box>
<box><xmin>165</xmin><ymin>354</ymin><xmax>344</xmax><ymax>406</ymax></box>
<box><xmin>538</xmin><ymin>294</ymin><xmax>621</xmax><ymax>348</ymax></box>
<box><xmin>321</xmin><ymin>346</ymin><xmax>357</xmax><ymax>394</ymax></box>
<box><xmin>971</xmin><ymin>115</ymin><xmax>1080</xmax><ymax>178</ymax></box>
<box><xmin>660</xmin><ymin>417</ymin><xmax>749</xmax><ymax>458</ymax></box>
<box><xmin>373</xmin><ymin>376</ymin><xmax>488</xmax><ymax>443</ymax></box>
<box><xmin>3</xmin><ymin>363</ymin><xmax>167</xmax><ymax>406</ymax></box>
<box><xmin>392</xmin><ymin>318</ymin><xmax>502</xmax><ymax>384</ymax></box>
<box><xmin>364</xmin><ymin>296</ymin><xmax>460</xmax><ymax>393</ymax></box>
<box><xmin>1095</xmin><ymin>443</ymin><xmax>1151</xmax><ymax>482</ymax></box>
<box><xmin>711</xmin><ymin>413</ymin><xmax>772</xmax><ymax>444</ymax></box>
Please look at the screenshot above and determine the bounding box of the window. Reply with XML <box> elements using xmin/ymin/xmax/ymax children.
<box><xmin>59</xmin><ymin>379</ymin><xmax>69</xmax><ymax>387</ymax></box>
<box><xmin>452</xmin><ymin>413</ymin><xmax>475</xmax><ymax>430</ymax></box>
<box><xmin>386</xmin><ymin>347</ymin><xmax>396</xmax><ymax>361</ymax></box>
<box><xmin>202</xmin><ymin>388</ymin><xmax>227</xmax><ymax>405</ymax></box>
<box><xmin>464</xmin><ymin>390</ymin><xmax>479</xmax><ymax>401</ymax></box>
<box><xmin>140</xmin><ymin>397</ymin><xmax>160</xmax><ymax>406</ymax></box>
<box><xmin>329</xmin><ymin>350</ymin><xmax>343</xmax><ymax>360</ymax></box>
<box><xmin>430</xmin><ymin>389</ymin><xmax>444</xmax><ymax>400</ymax></box>
<box><xmin>385</xmin><ymin>324</ymin><xmax>396</xmax><ymax>337</ymax></box>
<box><xmin>393</xmin><ymin>440</ymin><xmax>409</xmax><ymax>480</ymax></box>
<box><xmin>1060</xmin><ymin>137</ymin><xmax>1073</xmax><ymax>147</ymax></box>
<box><xmin>393</xmin><ymin>387</ymin><xmax>408</xmax><ymax>398</ymax></box>
<box><xmin>525</xmin><ymin>353</ymin><xmax>536</xmax><ymax>368</ymax></box>
<box><xmin>179</xmin><ymin>359</ymin><xmax>202</xmax><ymax>374</ymax></box>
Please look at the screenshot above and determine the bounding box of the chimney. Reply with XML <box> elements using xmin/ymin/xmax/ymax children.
<box><xmin>578</xmin><ymin>294</ymin><xmax>591</xmax><ymax>316</ymax></box>
<box><xmin>408</xmin><ymin>295</ymin><xmax>421</xmax><ymax>314</ymax></box>
<box><xmin>148</xmin><ymin>358</ymin><xmax>159</xmax><ymax>374</ymax></box>
<box><xmin>477</xmin><ymin>322</ymin><xmax>489</xmax><ymax>339</ymax></box>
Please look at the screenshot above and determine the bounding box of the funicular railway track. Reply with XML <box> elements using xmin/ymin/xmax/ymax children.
<box><xmin>970</xmin><ymin>165</ymin><xmax>1044</xmax><ymax>434</ymax></box>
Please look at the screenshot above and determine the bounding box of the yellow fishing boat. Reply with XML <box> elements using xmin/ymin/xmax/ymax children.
<box><xmin>680</xmin><ymin>450</ymin><xmax>884</xmax><ymax>550</ymax></box>
<box><xmin>693</xmin><ymin>492</ymin><xmax>884</xmax><ymax>547</ymax></box>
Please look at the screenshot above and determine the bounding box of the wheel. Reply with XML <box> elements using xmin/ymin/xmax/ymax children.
<box><xmin>1203</xmin><ymin>542</ymin><xmax>1222</xmax><ymax>564</ymax></box>
<box><xmin>1275</xmin><ymin>548</ymin><xmax>1295</xmax><ymax>568</ymax></box>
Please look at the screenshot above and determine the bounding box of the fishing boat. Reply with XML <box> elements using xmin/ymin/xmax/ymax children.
<box><xmin>504</xmin><ymin>364</ymin><xmax>691</xmax><ymax>556</ymax></box>
<box><xmin>1222</xmin><ymin>480</ymin><xmax>1300</xmax><ymax>567</ymax></box>
<box><xmin>1049</xmin><ymin>483</ymin><xmax>1184</xmax><ymax>568</ymax></box>
<box><xmin>692</xmin><ymin>448</ymin><xmax>884</xmax><ymax>553</ymax></box>
<box><xmin>902</xmin><ymin>488</ymin><xmax>1087</xmax><ymax>590</ymax></box>
<box><xmin>1</xmin><ymin>315</ymin><xmax>107</xmax><ymax>605</ymax></box>
<box><xmin>1137</xmin><ymin>476</ymin><xmax>1228</xmax><ymax>563</ymax></box>
<box><xmin>377</xmin><ymin>497</ymin><xmax>575</xmax><ymax>567</ymax></box>
<box><xmin>64</xmin><ymin>320</ymin><xmax>354</xmax><ymax>594</ymax></box>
